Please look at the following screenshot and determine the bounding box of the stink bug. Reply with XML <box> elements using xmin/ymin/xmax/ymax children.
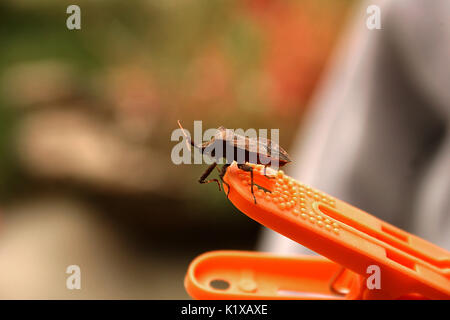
<box><xmin>177</xmin><ymin>121</ymin><xmax>292</xmax><ymax>204</ymax></box>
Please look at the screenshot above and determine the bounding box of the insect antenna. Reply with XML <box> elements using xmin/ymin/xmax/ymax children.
<box><xmin>177</xmin><ymin>120</ymin><xmax>198</xmax><ymax>151</ymax></box>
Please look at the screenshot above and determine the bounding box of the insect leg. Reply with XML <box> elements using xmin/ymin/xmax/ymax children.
<box><xmin>219</xmin><ymin>164</ymin><xmax>231</xmax><ymax>198</ymax></box>
<box><xmin>238</xmin><ymin>163</ymin><xmax>257</xmax><ymax>204</ymax></box>
<box><xmin>198</xmin><ymin>162</ymin><xmax>221</xmax><ymax>191</ymax></box>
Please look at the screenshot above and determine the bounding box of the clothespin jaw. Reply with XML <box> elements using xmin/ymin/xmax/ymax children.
<box><xmin>185</xmin><ymin>251</ymin><xmax>363</xmax><ymax>299</ymax></box>
<box><xmin>185</xmin><ymin>163</ymin><xmax>450</xmax><ymax>299</ymax></box>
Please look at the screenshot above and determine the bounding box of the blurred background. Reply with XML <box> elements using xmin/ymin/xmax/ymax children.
<box><xmin>0</xmin><ymin>0</ymin><xmax>355</xmax><ymax>299</ymax></box>
<box><xmin>2</xmin><ymin>0</ymin><xmax>448</xmax><ymax>299</ymax></box>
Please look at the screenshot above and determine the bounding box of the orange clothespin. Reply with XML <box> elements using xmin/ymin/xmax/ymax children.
<box><xmin>185</xmin><ymin>163</ymin><xmax>450</xmax><ymax>300</ymax></box>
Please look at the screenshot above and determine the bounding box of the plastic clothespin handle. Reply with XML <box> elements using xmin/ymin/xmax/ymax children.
<box><xmin>213</xmin><ymin>164</ymin><xmax>450</xmax><ymax>299</ymax></box>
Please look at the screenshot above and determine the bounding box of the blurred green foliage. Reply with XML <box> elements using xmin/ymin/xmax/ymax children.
<box><xmin>0</xmin><ymin>0</ymin><xmax>354</xmax><ymax>241</ymax></box>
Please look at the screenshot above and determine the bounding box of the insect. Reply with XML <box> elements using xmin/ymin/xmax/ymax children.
<box><xmin>177</xmin><ymin>121</ymin><xmax>292</xmax><ymax>204</ymax></box>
